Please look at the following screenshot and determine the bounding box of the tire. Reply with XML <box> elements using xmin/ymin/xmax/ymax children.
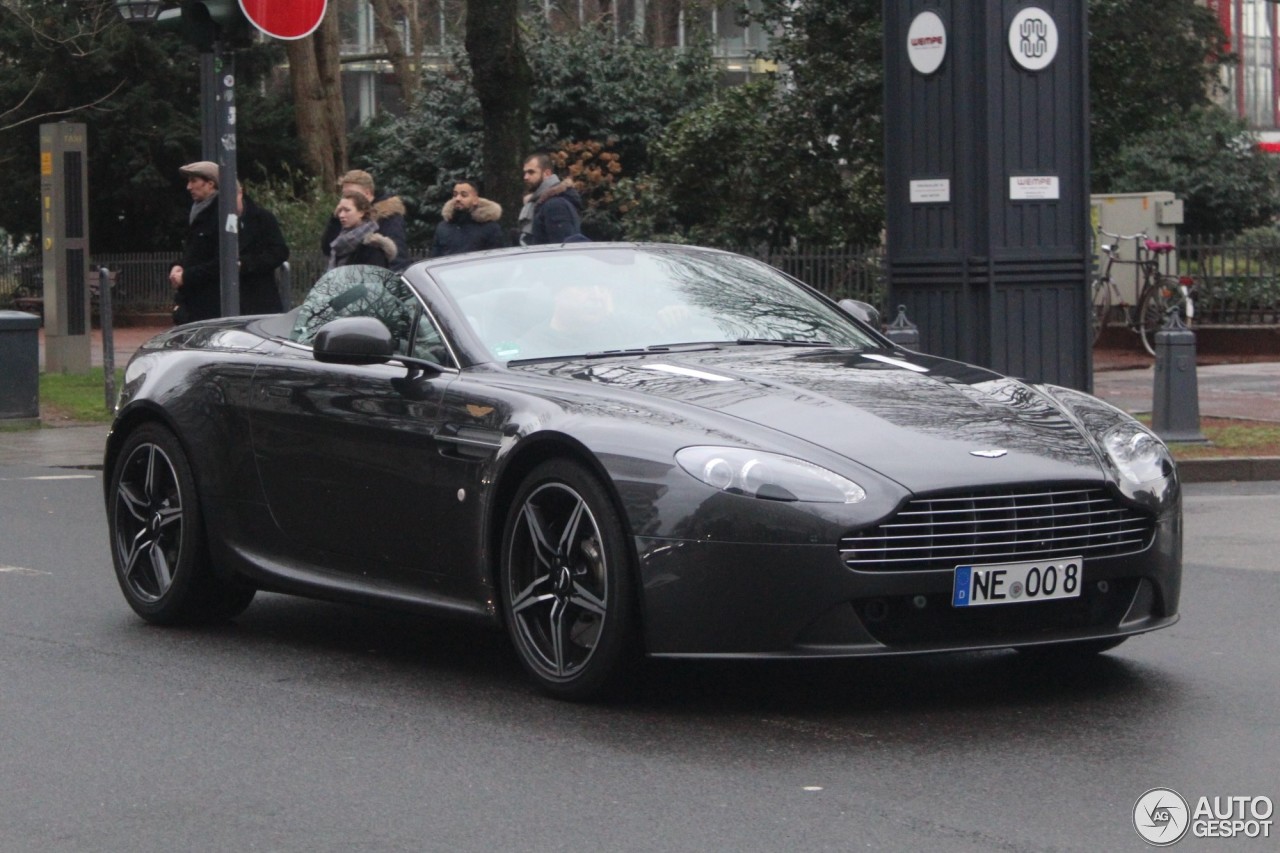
<box><xmin>108</xmin><ymin>423</ymin><xmax>255</xmax><ymax>624</ymax></box>
<box><xmin>1137</xmin><ymin>277</ymin><xmax>1186</xmax><ymax>357</ymax></box>
<box><xmin>1090</xmin><ymin>277</ymin><xmax>1111</xmax><ymax>345</ymax></box>
<box><xmin>500</xmin><ymin>459</ymin><xmax>639</xmax><ymax>701</ymax></box>
<box><xmin>1015</xmin><ymin>636</ymin><xmax>1126</xmax><ymax>659</ymax></box>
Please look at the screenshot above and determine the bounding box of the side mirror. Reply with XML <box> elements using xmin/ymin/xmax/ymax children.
<box><xmin>313</xmin><ymin>317</ymin><xmax>395</xmax><ymax>365</ymax></box>
<box><xmin>838</xmin><ymin>299</ymin><xmax>882</xmax><ymax>329</ymax></box>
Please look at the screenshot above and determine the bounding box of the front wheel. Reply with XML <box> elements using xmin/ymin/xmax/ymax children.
<box><xmin>500</xmin><ymin>459</ymin><xmax>639</xmax><ymax>701</ymax></box>
<box><xmin>1138</xmin><ymin>277</ymin><xmax>1190</xmax><ymax>357</ymax></box>
<box><xmin>108</xmin><ymin>423</ymin><xmax>255</xmax><ymax>624</ymax></box>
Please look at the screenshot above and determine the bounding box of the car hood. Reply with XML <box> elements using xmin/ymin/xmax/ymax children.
<box><xmin>514</xmin><ymin>347</ymin><xmax>1106</xmax><ymax>489</ymax></box>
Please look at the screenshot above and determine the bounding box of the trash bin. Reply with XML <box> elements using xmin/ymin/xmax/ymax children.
<box><xmin>0</xmin><ymin>310</ymin><xmax>41</xmax><ymax>421</ymax></box>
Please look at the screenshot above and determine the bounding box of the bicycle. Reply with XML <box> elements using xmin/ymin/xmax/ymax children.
<box><xmin>1091</xmin><ymin>229</ymin><xmax>1195</xmax><ymax>356</ymax></box>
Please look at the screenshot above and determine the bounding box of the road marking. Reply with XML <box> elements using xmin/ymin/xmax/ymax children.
<box><xmin>0</xmin><ymin>474</ymin><xmax>97</xmax><ymax>481</ymax></box>
<box><xmin>0</xmin><ymin>565</ymin><xmax>52</xmax><ymax>576</ymax></box>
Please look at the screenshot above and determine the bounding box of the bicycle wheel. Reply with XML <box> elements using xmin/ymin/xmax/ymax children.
<box><xmin>1090</xmin><ymin>277</ymin><xmax>1112</xmax><ymax>344</ymax></box>
<box><xmin>1137</xmin><ymin>276</ymin><xmax>1186</xmax><ymax>356</ymax></box>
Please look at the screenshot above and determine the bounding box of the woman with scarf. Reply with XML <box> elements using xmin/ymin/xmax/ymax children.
<box><xmin>327</xmin><ymin>191</ymin><xmax>398</xmax><ymax>270</ymax></box>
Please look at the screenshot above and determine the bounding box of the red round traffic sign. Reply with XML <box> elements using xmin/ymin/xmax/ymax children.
<box><xmin>238</xmin><ymin>0</ymin><xmax>327</xmax><ymax>40</ymax></box>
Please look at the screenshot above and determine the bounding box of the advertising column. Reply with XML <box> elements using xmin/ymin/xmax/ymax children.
<box><xmin>39</xmin><ymin>122</ymin><xmax>93</xmax><ymax>373</ymax></box>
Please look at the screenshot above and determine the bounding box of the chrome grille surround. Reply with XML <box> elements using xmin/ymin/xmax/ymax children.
<box><xmin>840</xmin><ymin>486</ymin><xmax>1156</xmax><ymax>571</ymax></box>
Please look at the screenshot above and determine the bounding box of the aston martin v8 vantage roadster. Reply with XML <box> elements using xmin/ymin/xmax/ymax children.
<box><xmin>104</xmin><ymin>243</ymin><xmax>1181</xmax><ymax>699</ymax></box>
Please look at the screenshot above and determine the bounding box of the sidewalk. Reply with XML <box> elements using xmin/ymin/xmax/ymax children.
<box><xmin>3</xmin><ymin>330</ymin><xmax>1279</xmax><ymax>477</ymax></box>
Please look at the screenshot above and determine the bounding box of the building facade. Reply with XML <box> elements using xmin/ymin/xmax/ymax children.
<box><xmin>338</xmin><ymin>0</ymin><xmax>773</xmax><ymax>126</ymax></box>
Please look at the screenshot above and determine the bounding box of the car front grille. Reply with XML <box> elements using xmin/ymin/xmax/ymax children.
<box><xmin>840</xmin><ymin>486</ymin><xmax>1155</xmax><ymax>572</ymax></box>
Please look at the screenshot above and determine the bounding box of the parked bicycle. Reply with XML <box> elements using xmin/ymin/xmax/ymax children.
<box><xmin>1091</xmin><ymin>228</ymin><xmax>1195</xmax><ymax>356</ymax></box>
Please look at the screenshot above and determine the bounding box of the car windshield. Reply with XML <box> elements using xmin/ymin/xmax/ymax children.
<box><xmin>432</xmin><ymin>246</ymin><xmax>880</xmax><ymax>361</ymax></box>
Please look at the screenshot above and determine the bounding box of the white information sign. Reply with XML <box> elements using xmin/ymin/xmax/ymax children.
<box><xmin>1009</xmin><ymin>176</ymin><xmax>1060</xmax><ymax>200</ymax></box>
<box><xmin>1008</xmin><ymin>7</ymin><xmax>1059</xmax><ymax>72</ymax></box>
<box><xmin>910</xmin><ymin>179</ymin><xmax>951</xmax><ymax>204</ymax></box>
<box><xmin>907</xmin><ymin>11</ymin><xmax>947</xmax><ymax>75</ymax></box>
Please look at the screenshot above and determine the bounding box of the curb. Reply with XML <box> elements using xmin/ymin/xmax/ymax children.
<box><xmin>1176</xmin><ymin>456</ymin><xmax>1280</xmax><ymax>484</ymax></box>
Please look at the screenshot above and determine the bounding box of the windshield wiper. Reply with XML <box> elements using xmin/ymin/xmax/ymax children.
<box><xmin>735</xmin><ymin>338</ymin><xmax>835</xmax><ymax>348</ymax></box>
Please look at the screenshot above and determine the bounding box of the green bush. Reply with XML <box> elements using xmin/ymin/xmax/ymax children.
<box><xmin>349</xmin><ymin>27</ymin><xmax>719</xmax><ymax>246</ymax></box>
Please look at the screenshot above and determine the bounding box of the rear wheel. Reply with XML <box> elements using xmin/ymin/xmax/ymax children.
<box><xmin>1090</xmin><ymin>277</ymin><xmax>1112</xmax><ymax>344</ymax></box>
<box><xmin>1138</xmin><ymin>276</ymin><xmax>1188</xmax><ymax>357</ymax></box>
<box><xmin>108</xmin><ymin>423</ymin><xmax>255</xmax><ymax>624</ymax></box>
<box><xmin>500</xmin><ymin>459</ymin><xmax>638</xmax><ymax>701</ymax></box>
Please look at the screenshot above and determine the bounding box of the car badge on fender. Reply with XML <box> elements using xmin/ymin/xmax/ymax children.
<box><xmin>970</xmin><ymin>449</ymin><xmax>1008</xmax><ymax>458</ymax></box>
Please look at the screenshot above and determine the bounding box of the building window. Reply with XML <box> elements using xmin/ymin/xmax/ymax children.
<box><xmin>1220</xmin><ymin>0</ymin><xmax>1280</xmax><ymax>130</ymax></box>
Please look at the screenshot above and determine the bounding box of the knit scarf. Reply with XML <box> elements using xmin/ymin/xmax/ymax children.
<box><xmin>189</xmin><ymin>192</ymin><xmax>217</xmax><ymax>225</ymax></box>
<box><xmin>518</xmin><ymin>174</ymin><xmax>560</xmax><ymax>245</ymax></box>
<box><xmin>327</xmin><ymin>220</ymin><xmax>378</xmax><ymax>270</ymax></box>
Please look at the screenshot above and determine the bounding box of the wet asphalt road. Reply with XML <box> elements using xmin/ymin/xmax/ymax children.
<box><xmin>1</xmin><ymin>470</ymin><xmax>1276</xmax><ymax>852</ymax></box>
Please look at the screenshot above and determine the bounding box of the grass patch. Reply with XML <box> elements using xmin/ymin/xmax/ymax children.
<box><xmin>1139</xmin><ymin>415</ymin><xmax>1280</xmax><ymax>459</ymax></box>
<box><xmin>39</xmin><ymin>369</ymin><xmax>123</xmax><ymax>424</ymax></box>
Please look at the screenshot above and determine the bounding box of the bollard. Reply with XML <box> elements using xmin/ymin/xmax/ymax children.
<box><xmin>100</xmin><ymin>267</ymin><xmax>116</xmax><ymax>412</ymax></box>
<box><xmin>277</xmin><ymin>260</ymin><xmax>293</xmax><ymax>311</ymax></box>
<box><xmin>884</xmin><ymin>305</ymin><xmax>920</xmax><ymax>350</ymax></box>
<box><xmin>1152</xmin><ymin>312</ymin><xmax>1207</xmax><ymax>443</ymax></box>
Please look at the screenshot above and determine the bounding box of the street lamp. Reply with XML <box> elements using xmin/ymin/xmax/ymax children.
<box><xmin>113</xmin><ymin>0</ymin><xmax>242</xmax><ymax>316</ymax></box>
<box><xmin>113</xmin><ymin>0</ymin><xmax>163</xmax><ymax>25</ymax></box>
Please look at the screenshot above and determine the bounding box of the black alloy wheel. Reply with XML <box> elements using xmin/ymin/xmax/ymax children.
<box><xmin>500</xmin><ymin>459</ymin><xmax>638</xmax><ymax>700</ymax></box>
<box><xmin>109</xmin><ymin>423</ymin><xmax>254</xmax><ymax>624</ymax></box>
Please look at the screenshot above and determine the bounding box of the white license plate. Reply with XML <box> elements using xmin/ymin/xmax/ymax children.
<box><xmin>952</xmin><ymin>557</ymin><xmax>1083</xmax><ymax>607</ymax></box>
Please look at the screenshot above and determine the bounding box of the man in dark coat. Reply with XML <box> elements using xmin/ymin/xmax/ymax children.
<box><xmin>318</xmin><ymin>169</ymin><xmax>410</xmax><ymax>271</ymax></box>
<box><xmin>236</xmin><ymin>183</ymin><xmax>290</xmax><ymax>314</ymax></box>
<box><xmin>519</xmin><ymin>153</ymin><xmax>584</xmax><ymax>246</ymax></box>
<box><xmin>429</xmin><ymin>179</ymin><xmax>505</xmax><ymax>257</ymax></box>
<box><xmin>169</xmin><ymin>160</ymin><xmax>222</xmax><ymax>324</ymax></box>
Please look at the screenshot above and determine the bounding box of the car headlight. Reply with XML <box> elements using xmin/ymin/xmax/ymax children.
<box><xmin>676</xmin><ymin>446</ymin><xmax>867</xmax><ymax>503</ymax></box>
<box><xmin>1102</xmin><ymin>422</ymin><xmax>1174</xmax><ymax>486</ymax></box>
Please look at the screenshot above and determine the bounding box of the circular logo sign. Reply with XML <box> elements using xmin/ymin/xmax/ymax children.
<box><xmin>1133</xmin><ymin>788</ymin><xmax>1190</xmax><ymax>846</ymax></box>
<box><xmin>907</xmin><ymin>11</ymin><xmax>947</xmax><ymax>76</ymax></box>
<box><xmin>1008</xmin><ymin>7</ymin><xmax>1058</xmax><ymax>71</ymax></box>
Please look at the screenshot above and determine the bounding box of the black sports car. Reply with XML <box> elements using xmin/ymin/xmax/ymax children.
<box><xmin>104</xmin><ymin>243</ymin><xmax>1181</xmax><ymax>699</ymax></box>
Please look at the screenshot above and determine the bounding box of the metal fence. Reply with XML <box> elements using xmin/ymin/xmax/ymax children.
<box><xmin>2</xmin><ymin>239</ymin><xmax>1274</xmax><ymax>326</ymax></box>
<box><xmin>1179</xmin><ymin>235</ymin><xmax>1280</xmax><ymax>325</ymax></box>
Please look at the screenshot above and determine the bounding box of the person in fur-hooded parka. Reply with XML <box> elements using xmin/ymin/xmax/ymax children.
<box><xmin>430</xmin><ymin>179</ymin><xmax>506</xmax><ymax>257</ymax></box>
<box><xmin>319</xmin><ymin>169</ymin><xmax>411</xmax><ymax>270</ymax></box>
<box><xmin>327</xmin><ymin>191</ymin><xmax>398</xmax><ymax>270</ymax></box>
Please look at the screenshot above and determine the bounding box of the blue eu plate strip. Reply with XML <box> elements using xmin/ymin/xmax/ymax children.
<box><xmin>952</xmin><ymin>565</ymin><xmax>972</xmax><ymax>607</ymax></box>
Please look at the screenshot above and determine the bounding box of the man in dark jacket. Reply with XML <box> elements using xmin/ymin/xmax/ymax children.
<box><xmin>169</xmin><ymin>160</ymin><xmax>222</xmax><ymax>324</ymax></box>
<box><xmin>518</xmin><ymin>153</ymin><xmax>584</xmax><ymax>246</ymax></box>
<box><xmin>236</xmin><ymin>183</ymin><xmax>290</xmax><ymax>314</ymax></box>
<box><xmin>430</xmin><ymin>179</ymin><xmax>505</xmax><ymax>257</ymax></box>
<box><xmin>319</xmin><ymin>169</ymin><xmax>410</xmax><ymax>271</ymax></box>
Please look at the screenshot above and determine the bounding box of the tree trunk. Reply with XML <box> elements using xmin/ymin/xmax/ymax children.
<box><xmin>465</xmin><ymin>0</ymin><xmax>532</xmax><ymax>234</ymax></box>
<box><xmin>286</xmin><ymin>12</ymin><xmax>346</xmax><ymax>188</ymax></box>
<box><xmin>368</xmin><ymin>0</ymin><xmax>419</xmax><ymax>107</ymax></box>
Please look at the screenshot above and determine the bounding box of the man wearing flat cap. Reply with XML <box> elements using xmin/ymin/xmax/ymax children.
<box><xmin>169</xmin><ymin>160</ymin><xmax>222</xmax><ymax>323</ymax></box>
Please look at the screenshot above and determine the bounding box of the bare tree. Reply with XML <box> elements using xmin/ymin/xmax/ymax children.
<box><xmin>368</xmin><ymin>0</ymin><xmax>422</xmax><ymax>106</ymax></box>
<box><xmin>465</xmin><ymin>0</ymin><xmax>532</xmax><ymax>232</ymax></box>
<box><xmin>286</xmin><ymin>11</ymin><xmax>347</xmax><ymax>187</ymax></box>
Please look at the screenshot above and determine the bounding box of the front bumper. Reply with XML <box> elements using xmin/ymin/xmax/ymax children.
<box><xmin>634</xmin><ymin>510</ymin><xmax>1181</xmax><ymax>658</ymax></box>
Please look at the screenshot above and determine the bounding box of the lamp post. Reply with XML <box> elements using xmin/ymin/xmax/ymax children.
<box><xmin>115</xmin><ymin>0</ymin><xmax>241</xmax><ymax>317</ymax></box>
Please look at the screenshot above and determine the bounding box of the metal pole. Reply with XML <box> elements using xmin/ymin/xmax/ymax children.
<box><xmin>200</xmin><ymin>51</ymin><xmax>217</xmax><ymax>161</ymax></box>
<box><xmin>99</xmin><ymin>266</ymin><xmax>116</xmax><ymax>411</ymax></box>
<box><xmin>215</xmin><ymin>44</ymin><xmax>239</xmax><ymax>316</ymax></box>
